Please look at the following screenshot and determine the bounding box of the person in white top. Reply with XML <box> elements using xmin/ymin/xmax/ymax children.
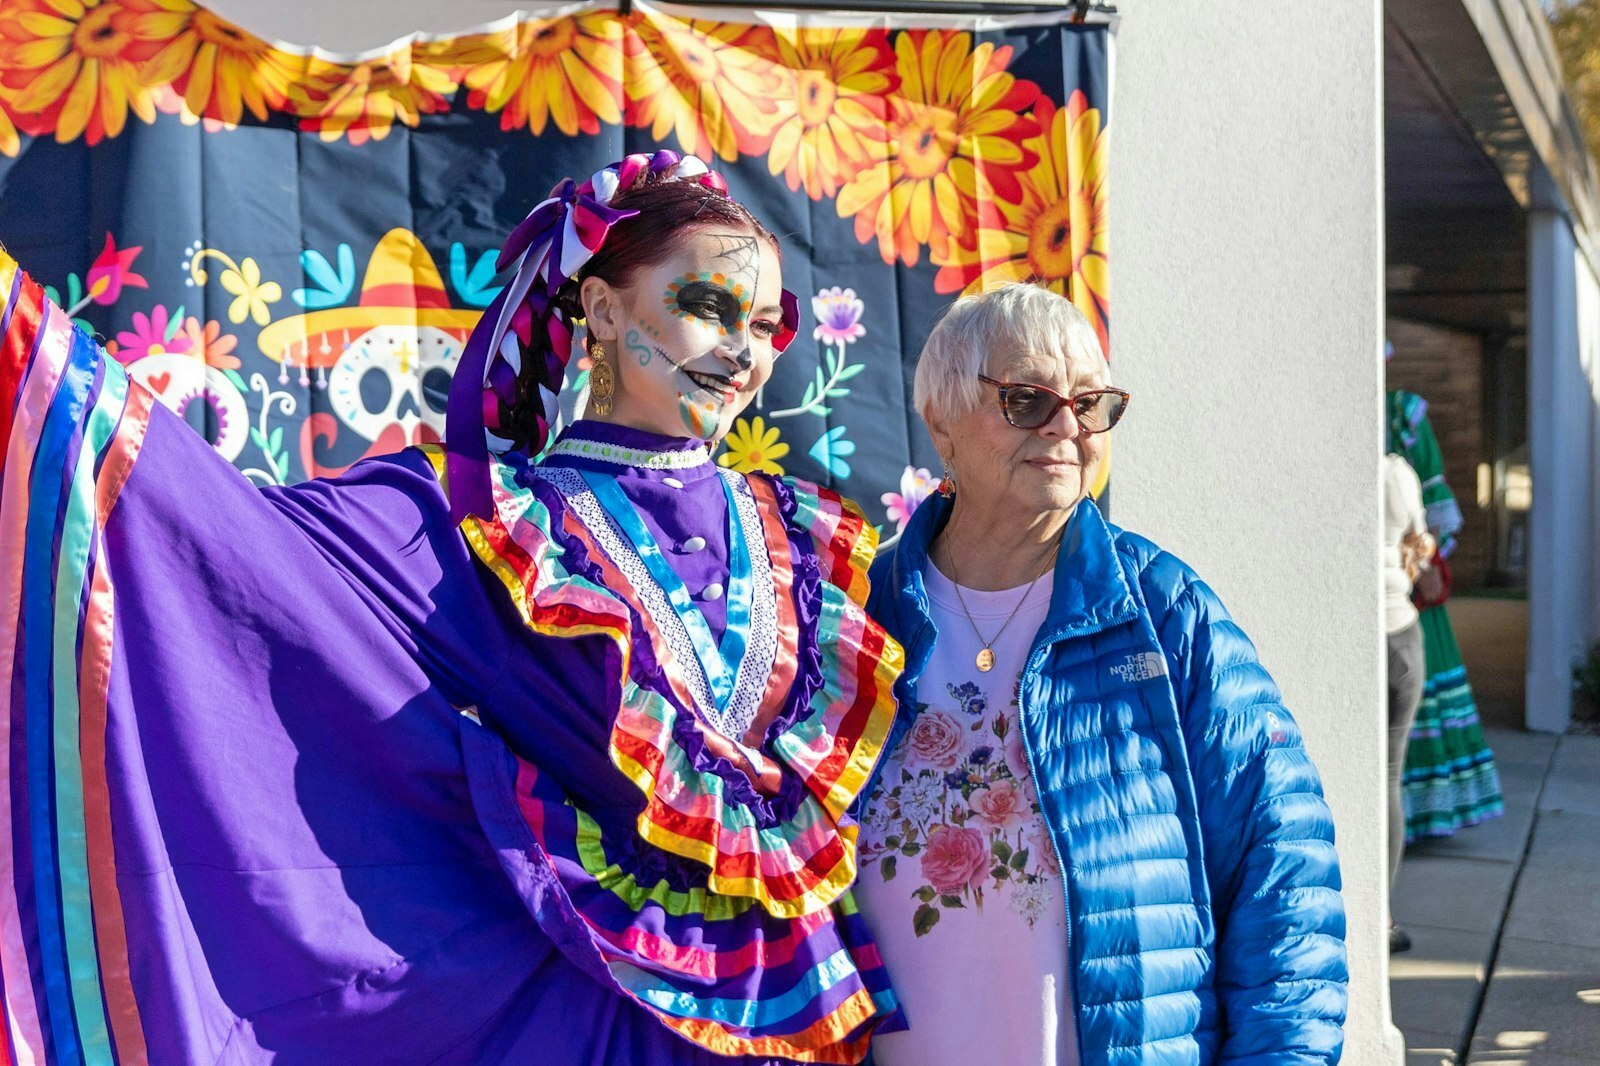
<box><xmin>858</xmin><ymin>284</ymin><xmax>1347</xmax><ymax>1062</ymax></box>
<box><xmin>1383</xmin><ymin>452</ymin><xmax>1433</xmax><ymax>953</ymax></box>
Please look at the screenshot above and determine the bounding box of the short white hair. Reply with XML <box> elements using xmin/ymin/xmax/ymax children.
<box><xmin>913</xmin><ymin>283</ymin><xmax>1107</xmax><ymax>428</ymax></box>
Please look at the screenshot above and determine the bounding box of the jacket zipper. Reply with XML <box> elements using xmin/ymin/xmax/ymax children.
<box><xmin>1016</xmin><ymin>636</ymin><xmax>1088</xmax><ymax>1065</ymax></box>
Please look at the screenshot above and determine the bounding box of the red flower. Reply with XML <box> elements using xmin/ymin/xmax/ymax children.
<box><xmin>85</xmin><ymin>232</ymin><xmax>147</xmax><ymax>305</ymax></box>
<box><xmin>920</xmin><ymin>824</ymin><xmax>988</xmax><ymax>895</ymax></box>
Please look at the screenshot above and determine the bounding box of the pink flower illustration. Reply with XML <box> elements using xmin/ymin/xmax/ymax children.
<box><xmin>114</xmin><ymin>306</ymin><xmax>192</xmax><ymax>364</ymax></box>
<box><xmin>1027</xmin><ymin>821</ymin><xmax>1056</xmax><ymax>869</ymax></box>
<box><xmin>969</xmin><ymin>780</ymin><xmax>1028</xmax><ymax>831</ymax></box>
<box><xmin>811</xmin><ymin>285</ymin><xmax>866</xmax><ymax>345</ymax></box>
<box><xmin>86</xmin><ymin>233</ymin><xmax>148</xmax><ymax>307</ymax></box>
<box><xmin>920</xmin><ymin>824</ymin><xmax>989</xmax><ymax>895</ymax></box>
<box><xmin>881</xmin><ymin>465</ymin><xmax>935</xmax><ymax>533</ymax></box>
<box><xmin>1004</xmin><ymin>729</ymin><xmax>1033</xmax><ymax>782</ymax></box>
<box><xmin>905</xmin><ymin>710</ymin><xmax>964</xmax><ymax>770</ymax></box>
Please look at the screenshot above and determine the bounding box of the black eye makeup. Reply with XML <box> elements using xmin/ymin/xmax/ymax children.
<box><xmin>663</xmin><ymin>272</ymin><xmax>755</xmax><ymax>337</ymax></box>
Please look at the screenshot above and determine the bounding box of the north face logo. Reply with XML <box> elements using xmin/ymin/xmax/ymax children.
<box><xmin>1109</xmin><ymin>652</ymin><xmax>1166</xmax><ymax>684</ymax></box>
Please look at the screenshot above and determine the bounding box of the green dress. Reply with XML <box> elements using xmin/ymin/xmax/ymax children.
<box><xmin>1387</xmin><ymin>389</ymin><xmax>1505</xmax><ymax>840</ymax></box>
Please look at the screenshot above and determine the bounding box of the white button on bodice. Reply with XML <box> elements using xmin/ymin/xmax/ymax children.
<box><xmin>700</xmin><ymin>582</ymin><xmax>725</xmax><ymax>601</ymax></box>
<box><xmin>680</xmin><ymin>536</ymin><xmax>707</xmax><ymax>554</ymax></box>
<box><xmin>662</xmin><ymin>477</ymin><xmax>685</xmax><ymax>489</ymax></box>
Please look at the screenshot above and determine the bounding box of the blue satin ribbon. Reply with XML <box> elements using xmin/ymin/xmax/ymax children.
<box><xmin>580</xmin><ymin>470</ymin><xmax>752</xmax><ymax>716</ymax></box>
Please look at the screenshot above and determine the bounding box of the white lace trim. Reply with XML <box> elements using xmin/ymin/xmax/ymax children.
<box><xmin>535</xmin><ymin>467</ymin><xmax>778</xmax><ymax>742</ymax></box>
<box><xmin>547</xmin><ymin>436</ymin><xmax>712</xmax><ymax>471</ymax></box>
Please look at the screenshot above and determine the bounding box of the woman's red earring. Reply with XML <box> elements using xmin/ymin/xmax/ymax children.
<box><xmin>937</xmin><ymin>464</ymin><xmax>955</xmax><ymax>498</ymax></box>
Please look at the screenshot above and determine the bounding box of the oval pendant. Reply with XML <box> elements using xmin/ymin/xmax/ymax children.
<box><xmin>976</xmin><ymin>647</ymin><xmax>995</xmax><ymax>672</ymax></box>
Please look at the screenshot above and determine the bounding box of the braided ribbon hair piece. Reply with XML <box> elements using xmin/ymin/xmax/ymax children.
<box><xmin>445</xmin><ymin>149</ymin><xmax>801</xmax><ymax>523</ymax></box>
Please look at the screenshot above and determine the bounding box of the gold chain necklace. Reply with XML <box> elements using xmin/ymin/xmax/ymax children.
<box><xmin>941</xmin><ymin>543</ymin><xmax>1055</xmax><ymax>673</ymax></box>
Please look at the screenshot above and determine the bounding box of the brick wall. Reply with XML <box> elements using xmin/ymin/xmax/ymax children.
<box><xmin>1386</xmin><ymin>318</ymin><xmax>1491</xmax><ymax>589</ymax></box>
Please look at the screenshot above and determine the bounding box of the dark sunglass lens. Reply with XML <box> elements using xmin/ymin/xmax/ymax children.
<box><xmin>1075</xmin><ymin>392</ymin><xmax>1127</xmax><ymax>432</ymax></box>
<box><xmin>1005</xmin><ymin>387</ymin><xmax>1057</xmax><ymax>428</ymax></box>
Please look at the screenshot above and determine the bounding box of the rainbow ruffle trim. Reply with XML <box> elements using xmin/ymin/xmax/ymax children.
<box><xmin>420</xmin><ymin>446</ymin><xmax>905</xmax><ymax>1063</ymax></box>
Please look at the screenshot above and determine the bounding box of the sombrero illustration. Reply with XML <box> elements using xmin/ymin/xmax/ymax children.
<box><xmin>257</xmin><ymin>229</ymin><xmax>487</xmax><ymax>476</ymax></box>
<box><xmin>256</xmin><ymin>228</ymin><xmax>482</xmax><ymax>378</ymax></box>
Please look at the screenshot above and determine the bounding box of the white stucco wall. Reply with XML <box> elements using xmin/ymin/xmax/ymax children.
<box><xmin>209</xmin><ymin>0</ymin><xmax>1394</xmax><ymax>1058</ymax></box>
<box><xmin>1111</xmin><ymin>6</ymin><xmax>1392</xmax><ymax>1060</ymax></box>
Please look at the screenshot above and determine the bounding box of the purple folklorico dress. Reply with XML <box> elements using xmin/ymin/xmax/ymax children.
<box><xmin>0</xmin><ymin>252</ymin><xmax>905</xmax><ymax>1061</ymax></box>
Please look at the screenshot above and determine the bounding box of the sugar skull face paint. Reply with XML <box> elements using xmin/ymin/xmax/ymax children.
<box><xmin>583</xmin><ymin>228</ymin><xmax>785</xmax><ymax>441</ymax></box>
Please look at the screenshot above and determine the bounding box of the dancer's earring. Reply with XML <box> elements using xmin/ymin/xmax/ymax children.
<box><xmin>937</xmin><ymin>460</ymin><xmax>955</xmax><ymax>498</ymax></box>
<box><xmin>589</xmin><ymin>339</ymin><xmax>615</xmax><ymax>416</ymax></box>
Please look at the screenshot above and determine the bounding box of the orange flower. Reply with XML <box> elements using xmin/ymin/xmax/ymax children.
<box><xmin>178</xmin><ymin>314</ymin><xmax>240</xmax><ymax>369</ymax></box>
<box><xmin>835</xmin><ymin>30</ymin><xmax>1040</xmax><ymax>267</ymax></box>
<box><xmin>0</xmin><ymin>0</ymin><xmax>166</xmax><ymax>145</ymax></box>
<box><xmin>136</xmin><ymin>0</ymin><xmax>305</xmax><ymax>125</ymax></box>
<box><xmin>933</xmin><ymin>93</ymin><xmax>1108</xmax><ymax>355</ymax></box>
<box><xmin>625</xmin><ymin>12</ymin><xmax>782</xmax><ymax>163</ymax></box>
<box><xmin>761</xmin><ymin>26</ymin><xmax>894</xmax><ymax>200</ymax></box>
<box><xmin>436</xmin><ymin>13</ymin><xmax>623</xmax><ymax>138</ymax></box>
<box><xmin>290</xmin><ymin>47</ymin><xmax>455</xmax><ymax>146</ymax></box>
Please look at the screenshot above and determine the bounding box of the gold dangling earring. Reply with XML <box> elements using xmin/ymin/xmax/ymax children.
<box><xmin>937</xmin><ymin>460</ymin><xmax>956</xmax><ymax>498</ymax></box>
<box><xmin>589</xmin><ymin>338</ymin><xmax>615</xmax><ymax>416</ymax></box>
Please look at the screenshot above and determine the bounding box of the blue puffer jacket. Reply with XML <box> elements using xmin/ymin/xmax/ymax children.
<box><xmin>866</xmin><ymin>494</ymin><xmax>1348</xmax><ymax>1064</ymax></box>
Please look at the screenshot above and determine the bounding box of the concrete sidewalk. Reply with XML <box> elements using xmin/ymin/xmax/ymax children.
<box><xmin>1391</xmin><ymin>728</ymin><xmax>1600</xmax><ymax>1064</ymax></box>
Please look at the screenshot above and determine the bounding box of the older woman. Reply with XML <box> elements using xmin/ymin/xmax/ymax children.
<box><xmin>856</xmin><ymin>284</ymin><xmax>1348</xmax><ymax>1064</ymax></box>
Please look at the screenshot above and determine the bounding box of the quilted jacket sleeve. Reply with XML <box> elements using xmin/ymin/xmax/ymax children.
<box><xmin>1138</xmin><ymin>549</ymin><xmax>1348</xmax><ymax>1063</ymax></box>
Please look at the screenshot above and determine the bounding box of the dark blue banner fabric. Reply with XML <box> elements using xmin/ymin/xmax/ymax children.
<box><xmin>0</xmin><ymin>0</ymin><xmax>1109</xmax><ymax>545</ymax></box>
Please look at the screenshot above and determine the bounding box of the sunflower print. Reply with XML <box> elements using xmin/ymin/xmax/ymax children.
<box><xmin>0</xmin><ymin>0</ymin><xmax>165</xmax><ymax>146</ymax></box>
<box><xmin>138</xmin><ymin>0</ymin><xmax>306</xmax><ymax>125</ymax></box>
<box><xmin>760</xmin><ymin>26</ymin><xmax>896</xmax><ymax>200</ymax></box>
<box><xmin>834</xmin><ymin>30</ymin><xmax>1041</xmax><ymax>268</ymax></box>
<box><xmin>438</xmin><ymin>13</ymin><xmax>624</xmax><ymax>138</ymax></box>
<box><xmin>624</xmin><ymin>11</ymin><xmax>783</xmax><ymax>163</ymax></box>
<box><xmin>289</xmin><ymin>47</ymin><xmax>455</xmax><ymax>146</ymax></box>
<box><xmin>934</xmin><ymin>91</ymin><xmax>1109</xmax><ymax>355</ymax></box>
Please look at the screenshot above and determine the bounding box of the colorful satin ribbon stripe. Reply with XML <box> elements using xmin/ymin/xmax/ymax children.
<box><xmin>0</xmin><ymin>248</ymin><xmax>905</xmax><ymax>1063</ymax></box>
<box><xmin>435</xmin><ymin>449</ymin><xmax>905</xmax><ymax>1061</ymax></box>
<box><xmin>0</xmin><ymin>249</ymin><xmax>153</xmax><ymax>1064</ymax></box>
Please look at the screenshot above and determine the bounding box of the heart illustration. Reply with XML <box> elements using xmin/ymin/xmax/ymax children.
<box><xmin>148</xmin><ymin>372</ymin><xmax>171</xmax><ymax>394</ymax></box>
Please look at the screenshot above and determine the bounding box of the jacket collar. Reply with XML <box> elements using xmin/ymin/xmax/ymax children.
<box><xmin>890</xmin><ymin>492</ymin><xmax>1141</xmax><ymax>648</ymax></box>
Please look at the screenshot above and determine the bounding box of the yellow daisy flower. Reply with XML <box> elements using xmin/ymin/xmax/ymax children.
<box><xmin>717</xmin><ymin>416</ymin><xmax>788</xmax><ymax>476</ymax></box>
<box><xmin>761</xmin><ymin>26</ymin><xmax>895</xmax><ymax>200</ymax></box>
<box><xmin>290</xmin><ymin>47</ymin><xmax>455</xmax><ymax>146</ymax></box>
<box><xmin>625</xmin><ymin>11</ymin><xmax>782</xmax><ymax>163</ymax></box>
<box><xmin>835</xmin><ymin>30</ymin><xmax>1041</xmax><ymax>268</ymax></box>
<box><xmin>0</xmin><ymin>0</ymin><xmax>164</xmax><ymax>146</ymax></box>
<box><xmin>933</xmin><ymin>92</ymin><xmax>1109</xmax><ymax>356</ymax></box>
<box><xmin>438</xmin><ymin>13</ymin><xmax>624</xmax><ymax>138</ymax></box>
<box><xmin>219</xmin><ymin>256</ymin><xmax>280</xmax><ymax>327</ymax></box>
<box><xmin>137</xmin><ymin>0</ymin><xmax>307</xmax><ymax>125</ymax></box>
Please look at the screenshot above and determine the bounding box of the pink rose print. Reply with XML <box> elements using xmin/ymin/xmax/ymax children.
<box><xmin>906</xmin><ymin>710</ymin><xmax>964</xmax><ymax>770</ymax></box>
<box><xmin>920</xmin><ymin>825</ymin><xmax>989</xmax><ymax>895</ymax></box>
<box><xmin>970</xmin><ymin>779</ymin><xmax>1028</xmax><ymax>831</ymax></box>
<box><xmin>1028</xmin><ymin>821</ymin><xmax>1056</xmax><ymax>867</ymax></box>
<box><xmin>1004</xmin><ymin>728</ymin><xmax>1032</xmax><ymax>781</ymax></box>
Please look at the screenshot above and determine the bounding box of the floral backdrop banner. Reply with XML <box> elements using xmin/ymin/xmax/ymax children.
<box><xmin>0</xmin><ymin>0</ymin><xmax>1110</xmax><ymax>545</ymax></box>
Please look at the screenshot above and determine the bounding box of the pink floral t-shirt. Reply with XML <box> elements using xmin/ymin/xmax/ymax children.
<box><xmin>857</xmin><ymin>563</ymin><xmax>1079</xmax><ymax>1065</ymax></box>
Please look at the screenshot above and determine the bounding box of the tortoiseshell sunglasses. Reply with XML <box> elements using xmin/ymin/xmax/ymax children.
<box><xmin>977</xmin><ymin>375</ymin><xmax>1131</xmax><ymax>434</ymax></box>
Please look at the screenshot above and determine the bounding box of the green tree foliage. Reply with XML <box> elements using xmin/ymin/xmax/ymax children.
<box><xmin>1551</xmin><ymin>1</ymin><xmax>1600</xmax><ymax>165</ymax></box>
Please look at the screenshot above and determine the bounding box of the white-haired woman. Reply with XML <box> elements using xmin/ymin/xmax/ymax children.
<box><xmin>856</xmin><ymin>283</ymin><xmax>1348</xmax><ymax>1064</ymax></box>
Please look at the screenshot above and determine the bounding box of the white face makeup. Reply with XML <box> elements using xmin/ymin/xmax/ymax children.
<box><xmin>583</xmin><ymin>228</ymin><xmax>785</xmax><ymax>441</ymax></box>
